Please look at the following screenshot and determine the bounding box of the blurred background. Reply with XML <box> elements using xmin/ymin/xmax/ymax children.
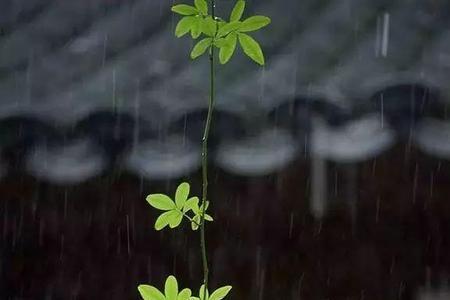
<box><xmin>1</xmin><ymin>0</ymin><xmax>450</xmax><ymax>299</ymax></box>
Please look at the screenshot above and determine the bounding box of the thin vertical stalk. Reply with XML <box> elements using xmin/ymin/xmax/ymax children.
<box><xmin>200</xmin><ymin>0</ymin><xmax>215</xmax><ymax>298</ymax></box>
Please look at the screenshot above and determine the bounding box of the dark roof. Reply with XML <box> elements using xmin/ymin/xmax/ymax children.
<box><xmin>1</xmin><ymin>0</ymin><xmax>450</xmax><ymax>183</ymax></box>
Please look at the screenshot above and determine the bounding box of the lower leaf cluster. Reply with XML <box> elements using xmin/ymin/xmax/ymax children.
<box><xmin>138</xmin><ymin>276</ymin><xmax>232</xmax><ymax>300</ymax></box>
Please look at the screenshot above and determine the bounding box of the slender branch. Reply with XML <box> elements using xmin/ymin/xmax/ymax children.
<box><xmin>200</xmin><ymin>0</ymin><xmax>215</xmax><ymax>298</ymax></box>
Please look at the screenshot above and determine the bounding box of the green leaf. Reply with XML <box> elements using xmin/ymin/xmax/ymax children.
<box><xmin>230</xmin><ymin>1</ymin><xmax>245</xmax><ymax>22</ymax></box>
<box><xmin>191</xmin><ymin>38</ymin><xmax>212</xmax><ymax>59</ymax></box>
<box><xmin>202</xmin><ymin>16</ymin><xmax>217</xmax><ymax>37</ymax></box>
<box><xmin>204</xmin><ymin>214</ymin><xmax>213</xmax><ymax>222</ymax></box>
<box><xmin>198</xmin><ymin>201</ymin><xmax>209</xmax><ymax>213</ymax></box>
<box><xmin>191</xmin><ymin>215</ymin><xmax>200</xmax><ymax>230</ymax></box>
<box><xmin>175</xmin><ymin>182</ymin><xmax>190</xmax><ymax>209</ymax></box>
<box><xmin>238</xmin><ymin>33</ymin><xmax>265</xmax><ymax>65</ymax></box>
<box><xmin>183</xmin><ymin>197</ymin><xmax>199</xmax><ymax>213</ymax></box>
<box><xmin>209</xmin><ymin>286</ymin><xmax>232</xmax><ymax>300</ymax></box>
<box><xmin>217</xmin><ymin>20</ymin><xmax>226</xmax><ymax>31</ymax></box>
<box><xmin>154</xmin><ymin>211</ymin><xmax>173</xmax><ymax>231</ymax></box>
<box><xmin>217</xmin><ymin>21</ymin><xmax>242</xmax><ymax>38</ymax></box>
<box><xmin>190</xmin><ymin>17</ymin><xmax>202</xmax><ymax>39</ymax></box>
<box><xmin>168</xmin><ymin>210</ymin><xmax>183</xmax><ymax>228</ymax></box>
<box><xmin>199</xmin><ymin>285</ymin><xmax>209</xmax><ymax>300</ymax></box>
<box><xmin>171</xmin><ymin>4</ymin><xmax>198</xmax><ymax>16</ymax></box>
<box><xmin>219</xmin><ymin>32</ymin><xmax>237</xmax><ymax>64</ymax></box>
<box><xmin>165</xmin><ymin>276</ymin><xmax>178</xmax><ymax>300</ymax></box>
<box><xmin>213</xmin><ymin>38</ymin><xmax>227</xmax><ymax>48</ymax></box>
<box><xmin>147</xmin><ymin>194</ymin><xmax>175</xmax><ymax>210</ymax></box>
<box><xmin>178</xmin><ymin>288</ymin><xmax>192</xmax><ymax>300</ymax></box>
<box><xmin>175</xmin><ymin>16</ymin><xmax>196</xmax><ymax>37</ymax></box>
<box><xmin>194</xmin><ymin>0</ymin><xmax>208</xmax><ymax>15</ymax></box>
<box><xmin>190</xmin><ymin>298</ymin><xmax>200</xmax><ymax>300</ymax></box>
<box><xmin>239</xmin><ymin>16</ymin><xmax>271</xmax><ymax>32</ymax></box>
<box><xmin>138</xmin><ymin>285</ymin><xmax>166</xmax><ymax>300</ymax></box>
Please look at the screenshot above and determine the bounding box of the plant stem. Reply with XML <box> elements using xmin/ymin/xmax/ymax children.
<box><xmin>200</xmin><ymin>0</ymin><xmax>215</xmax><ymax>297</ymax></box>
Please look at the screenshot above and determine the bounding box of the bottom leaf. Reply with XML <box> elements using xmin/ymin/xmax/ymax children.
<box><xmin>138</xmin><ymin>285</ymin><xmax>166</xmax><ymax>300</ymax></box>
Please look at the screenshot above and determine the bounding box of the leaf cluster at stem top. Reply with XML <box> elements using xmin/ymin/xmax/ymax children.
<box><xmin>172</xmin><ymin>0</ymin><xmax>271</xmax><ymax>65</ymax></box>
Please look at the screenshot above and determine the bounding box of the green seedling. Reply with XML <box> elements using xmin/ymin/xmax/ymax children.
<box><xmin>138</xmin><ymin>0</ymin><xmax>270</xmax><ymax>299</ymax></box>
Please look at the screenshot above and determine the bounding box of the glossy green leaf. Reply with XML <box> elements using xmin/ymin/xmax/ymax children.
<box><xmin>239</xmin><ymin>15</ymin><xmax>271</xmax><ymax>32</ymax></box>
<box><xmin>175</xmin><ymin>182</ymin><xmax>190</xmax><ymax>209</ymax></box>
<box><xmin>138</xmin><ymin>285</ymin><xmax>166</xmax><ymax>300</ymax></box>
<box><xmin>202</xmin><ymin>16</ymin><xmax>217</xmax><ymax>37</ymax></box>
<box><xmin>219</xmin><ymin>32</ymin><xmax>237</xmax><ymax>64</ymax></box>
<box><xmin>194</xmin><ymin>0</ymin><xmax>208</xmax><ymax>15</ymax></box>
<box><xmin>217</xmin><ymin>21</ymin><xmax>241</xmax><ymax>38</ymax></box>
<box><xmin>171</xmin><ymin>4</ymin><xmax>198</xmax><ymax>16</ymax></box>
<box><xmin>191</xmin><ymin>38</ymin><xmax>212</xmax><ymax>59</ymax></box>
<box><xmin>165</xmin><ymin>276</ymin><xmax>178</xmax><ymax>300</ymax></box>
<box><xmin>178</xmin><ymin>288</ymin><xmax>192</xmax><ymax>300</ymax></box>
<box><xmin>183</xmin><ymin>197</ymin><xmax>199</xmax><ymax>213</ymax></box>
<box><xmin>238</xmin><ymin>33</ymin><xmax>265</xmax><ymax>65</ymax></box>
<box><xmin>154</xmin><ymin>211</ymin><xmax>173</xmax><ymax>230</ymax></box>
<box><xmin>204</xmin><ymin>214</ymin><xmax>213</xmax><ymax>222</ymax></box>
<box><xmin>146</xmin><ymin>194</ymin><xmax>175</xmax><ymax>210</ymax></box>
<box><xmin>190</xmin><ymin>17</ymin><xmax>202</xmax><ymax>39</ymax></box>
<box><xmin>230</xmin><ymin>1</ymin><xmax>245</xmax><ymax>22</ymax></box>
<box><xmin>175</xmin><ymin>16</ymin><xmax>196</xmax><ymax>37</ymax></box>
<box><xmin>209</xmin><ymin>286</ymin><xmax>232</xmax><ymax>300</ymax></box>
<box><xmin>168</xmin><ymin>210</ymin><xmax>183</xmax><ymax>228</ymax></box>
